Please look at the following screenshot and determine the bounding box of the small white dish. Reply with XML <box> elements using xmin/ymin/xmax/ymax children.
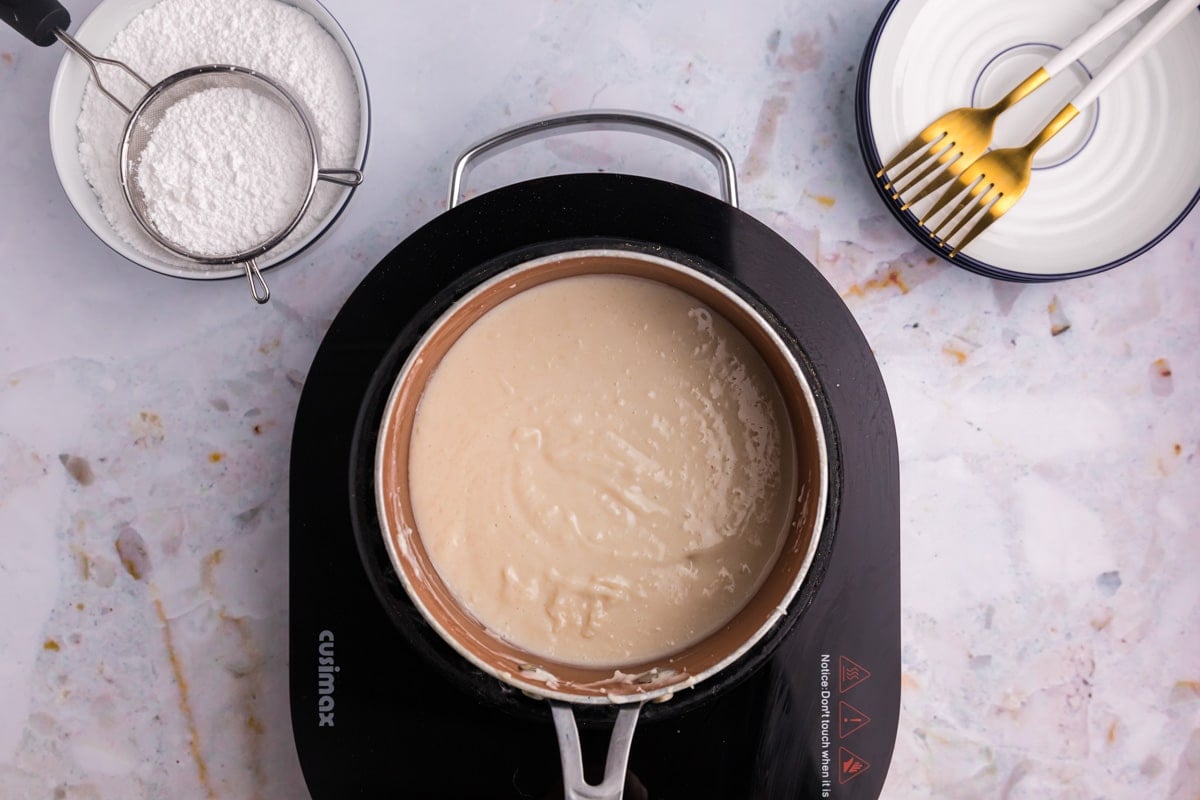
<box><xmin>47</xmin><ymin>0</ymin><xmax>371</xmax><ymax>282</ymax></box>
<box><xmin>856</xmin><ymin>0</ymin><xmax>1200</xmax><ymax>280</ymax></box>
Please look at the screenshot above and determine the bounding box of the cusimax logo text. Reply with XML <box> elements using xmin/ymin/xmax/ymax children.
<box><xmin>318</xmin><ymin>630</ymin><xmax>339</xmax><ymax>727</ymax></box>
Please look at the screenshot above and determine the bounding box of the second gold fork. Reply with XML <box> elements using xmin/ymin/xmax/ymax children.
<box><xmin>877</xmin><ymin>0</ymin><xmax>1160</xmax><ymax>206</ymax></box>
<box><xmin>922</xmin><ymin>0</ymin><xmax>1199</xmax><ymax>257</ymax></box>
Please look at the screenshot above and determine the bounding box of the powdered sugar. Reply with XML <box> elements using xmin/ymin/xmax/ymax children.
<box><xmin>136</xmin><ymin>85</ymin><xmax>313</xmax><ymax>256</ymax></box>
<box><xmin>76</xmin><ymin>0</ymin><xmax>361</xmax><ymax>269</ymax></box>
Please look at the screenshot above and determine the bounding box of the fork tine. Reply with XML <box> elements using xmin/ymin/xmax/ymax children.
<box><xmin>918</xmin><ymin>175</ymin><xmax>973</xmax><ymax>230</ymax></box>
<box><xmin>949</xmin><ymin>192</ymin><xmax>1013</xmax><ymax>257</ymax></box>
<box><xmin>876</xmin><ymin>129</ymin><xmax>946</xmax><ymax>180</ymax></box>
<box><xmin>893</xmin><ymin>143</ymin><xmax>958</xmax><ymax>196</ymax></box>
<box><xmin>895</xmin><ymin>152</ymin><xmax>964</xmax><ymax>211</ymax></box>
<box><xmin>948</xmin><ymin>215</ymin><xmax>997</xmax><ymax>258</ymax></box>
<box><xmin>886</xmin><ymin>137</ymin><xmax>952</xmax><ymax>195</ymax></box>
<box><xmin>929</xmin><ymin>183</ymin><xmax>990</xmax><ymax>244</ymax></box>
<box><xmin>940</xmin><ymin>186</ymin><xmax>1000</xmax><ymax>247</ymax></box>
<box><xmin>926</xmin><ymin>174</ymin><xmax>988</xmax><ymax>238</ymax></box>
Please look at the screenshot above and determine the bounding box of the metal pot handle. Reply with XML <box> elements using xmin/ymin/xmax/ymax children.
<box><xmin>550</xmin><ymin>701</ymin><xmax>643</xmax><ymax>800</ymax></box>
<box><xmin>447</xmin><ymin>109</ymin><xmax>739</xmax><ymax>209</ymax></box>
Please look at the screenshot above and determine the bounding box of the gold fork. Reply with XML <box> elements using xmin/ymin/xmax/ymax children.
<box><xmin>876</xmin><ymin>0</ymin><xmax>1160</xmax><ymax>207</ymax></box>
<box><xmin>923</xmin><ymin>0</ymin><xmax>1198</xmax><ymax>257</ymax></box>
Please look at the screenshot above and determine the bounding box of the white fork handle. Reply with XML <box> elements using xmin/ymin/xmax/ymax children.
<box><xmin>1044</xmin><ymin>0</ymin><xmax>1163</xmax><ymax>76</ymax></box>
<box><xmin>1072</xmin><ymin>0</ymin><xmax>1197</xmax><ymax>109</ymax></box>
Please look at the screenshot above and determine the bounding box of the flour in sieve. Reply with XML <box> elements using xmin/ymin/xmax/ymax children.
<box><xmin>136</xmin><ymin>86</ymin><xmax>313</xmax><ymax>257</ymax></box>
<box><xmin>76</xmin><ymin>0</ymin><xmax>360</xmax><ymax>269</ymax></box>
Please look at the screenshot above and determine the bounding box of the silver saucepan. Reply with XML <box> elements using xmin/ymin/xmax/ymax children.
<box><xmin>365</xmin><ymin>111</ymin><xmax>830</xmax><ymax>800</ymax></box>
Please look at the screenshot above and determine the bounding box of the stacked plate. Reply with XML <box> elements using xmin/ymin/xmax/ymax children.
<box><xmin>856</xmin><ymin>0</ymin><xmax>1200</xmax><ymax>281</ymax></box>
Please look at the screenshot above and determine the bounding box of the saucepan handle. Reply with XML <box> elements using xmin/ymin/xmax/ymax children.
<box><xmin>550</xmin><ymin>701</ymin><xmax>643</xmax><ymax>800</ymax></box>
<box><xmin>0</xmin><ymin>0</ymin><xmax>69</xmax><ymax>46</ymax></box>
<box><xmin>447</xmin><ymin>109</ymin><xmax>739</xmax><ymax>210</ymax></box>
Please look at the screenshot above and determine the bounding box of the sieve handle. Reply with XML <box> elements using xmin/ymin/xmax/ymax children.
<box><xmin>317</xmin><ymin>168</ymin><xmax>364</xmax><ymax>187</ymax></box>
<box><xmin>448</xmin><ymin>109</ymin><xmax>739</xmax><ymax>209</ymax></box>
<box><xmin>244</xmin><ymin>259</ymin><xmax>270</xmax><ymax>304</ymax></box>
<box><xmin>0</xmin><ymin>0</ymin><xmax>69</xmax><ymax>46</ymax></box>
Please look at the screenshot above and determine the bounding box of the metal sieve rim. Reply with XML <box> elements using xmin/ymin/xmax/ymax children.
<box><xmin>117</xmin><ymin>64</ymin><xmax>322</xmax><ymax>266</ymax></box>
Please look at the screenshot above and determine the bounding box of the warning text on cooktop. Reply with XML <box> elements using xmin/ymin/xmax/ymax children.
<box><xmin>817</xmin><ymin>654</ymin><xmax>873</xmax><ymax>795</ymax></box>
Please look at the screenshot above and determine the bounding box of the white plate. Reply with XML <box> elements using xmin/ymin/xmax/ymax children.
<box><xmin>857</xmin><ymin>0</ymin><xmax>1200</xmax><ymax>280</ymax></box>
<box><xmin>47</xmin><ymin>0</ymin><xmax>371</xmax><ymax>281</ymax></box>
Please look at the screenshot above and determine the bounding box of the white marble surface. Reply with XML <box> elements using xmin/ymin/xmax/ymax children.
<box><xmin>1</xmin><ymin>0</ymin><xmax>1198</xmax><ymax>798</ymax></box>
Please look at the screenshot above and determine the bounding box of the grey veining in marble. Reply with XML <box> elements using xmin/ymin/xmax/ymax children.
<box><xmin>1</xmin><ymin>1</ymin><xmax>1198</xmax><ymax>798</ymax></box>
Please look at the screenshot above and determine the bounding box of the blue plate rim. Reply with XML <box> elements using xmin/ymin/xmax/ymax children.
<box><xmin>854</xmin><ymin>0</ymin><xmax>1200</xmax><ymax>283</ymax></box>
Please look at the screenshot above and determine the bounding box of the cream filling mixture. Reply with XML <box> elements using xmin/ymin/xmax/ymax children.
<box><xmin>408</xmin><ymin>273</ymin><xmax>797</xmax><ymax>667</ymax></box>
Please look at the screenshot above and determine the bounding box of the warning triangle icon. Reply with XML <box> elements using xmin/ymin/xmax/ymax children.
<box><xmin>838</xmin><ymin>747</ymin><xmax>870</xmax><ymax>784</ymax></box>
<box><xmin>839</xmin><ymin>700</ymin><xmax>870</xmax><ymax>739</ymax></box>
<box><xmin>839</xmin><ymin>655</ymin><xmax>871</xmax><ymax>693</ymax></box>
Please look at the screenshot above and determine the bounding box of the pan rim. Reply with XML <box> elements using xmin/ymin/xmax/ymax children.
<box><xmin>373</xmin><ymin>246</ymin><xmax>830</xmax><ymax>706</ymax></box>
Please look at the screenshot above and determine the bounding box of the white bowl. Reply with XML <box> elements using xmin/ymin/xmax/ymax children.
<box><xmin>48</xmin><ymin>0</ymin><xmax>370</xmax><ymax>281</ymax></box>
<box><xmin>856</xmin><ymin>0</ymin><xmax>1200</xmax><ymax>280</ymax></box>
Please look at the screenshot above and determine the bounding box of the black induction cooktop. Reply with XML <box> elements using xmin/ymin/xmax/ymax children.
<box><xmin>289</xmin><ymin>174</ymin><xmax>900</xmax><ymax>799</ymax></box>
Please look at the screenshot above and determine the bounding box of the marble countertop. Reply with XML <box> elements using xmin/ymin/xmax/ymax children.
<box><xmin>2</xmin><ymin>0</ymin><xmax>1197</xmax><ymax>797</ymax></box>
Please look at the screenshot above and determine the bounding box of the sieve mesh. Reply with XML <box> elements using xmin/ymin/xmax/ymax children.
<box><xmin>119</xmin><ymin>65</ymin><xmax>321</xmax><ymax>265</ymax></box>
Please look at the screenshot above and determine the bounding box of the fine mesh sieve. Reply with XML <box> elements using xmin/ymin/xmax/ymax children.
<box><xmin>1</xmin><ymin>0</ymin><xmax>364</xmax><ymax>304</ymax></box>
<box><xmin>118</xmin><ymin>65</ymin><xmax>363</xmax><ymax>303</ymax></box>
